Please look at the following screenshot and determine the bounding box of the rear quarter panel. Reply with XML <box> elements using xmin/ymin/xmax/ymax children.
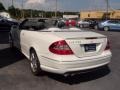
<box><xmin>20</xmin><ymin>30</ymin><xmax>63</xmax><ymax>60</ymax></box>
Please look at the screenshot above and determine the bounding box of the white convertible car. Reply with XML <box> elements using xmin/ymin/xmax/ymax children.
<box><xmin>9</xmin><ymin>18</ymin><xmax>112</xmax><ymax>76</ymax></box>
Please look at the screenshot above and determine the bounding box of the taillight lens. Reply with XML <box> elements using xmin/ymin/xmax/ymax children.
<box><xmin>105</xmin><ymin>40</ymin><xmax>110</xmax><ymax>50</ymax></box>
<box><xmin>49</xmin><ymin>40</ymin><xmax>73</xmax><ymax>55</ymax></box>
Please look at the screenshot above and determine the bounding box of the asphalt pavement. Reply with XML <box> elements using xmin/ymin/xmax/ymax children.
<box><xmin>0</xmin><ymin>30</ymin><xmax>120</xmax><ymax>90</ymax></box>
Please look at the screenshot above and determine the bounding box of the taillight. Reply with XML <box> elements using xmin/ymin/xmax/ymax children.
<box><xmin>49</xmin><ymin>40</ymin><xmax>73</xmax><ymax>55</ymax></box>
<box><xmin>105</xmin><ymin>40</ymin><xmax>110</xmax><ymax>50</ymax></box>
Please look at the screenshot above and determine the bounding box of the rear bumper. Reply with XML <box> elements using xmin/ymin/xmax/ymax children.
<box><xmin>40</xmin><ymin>51</ymin><xmax>112</xmax><ymax>74</ymax></box>
<box><xmin>79</xmin><ymin>24</ymin><xmax>90</xmax><ymax>27</ymax></box>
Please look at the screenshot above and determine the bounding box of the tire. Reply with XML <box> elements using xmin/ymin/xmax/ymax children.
<box><xmin>104</xmin><ymin>26</ymin><xmax>109</xmax><ymax>31</ymax></box>
<box><xmin>80</xmin><ymin>24</ymin><xmax>83</xmax><ymax>28</ymax></box>
<box><xmin>94</xmin><ymin>25</ymin><xmax>98</xmax><ymax>30</ymax></box>
<box><xmin>30</xmin><ymin>49</ymin><xmax>42</xmax><ymax>76</ymax></box>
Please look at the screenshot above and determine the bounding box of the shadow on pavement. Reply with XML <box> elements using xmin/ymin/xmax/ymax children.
<box><xmin>47</xmin><ymin>66</ymin><xmax>111</xmax><ymax>85</ymax></box>
<box><xmin>0</xmin><ymin>48</ymin><xmax>25</xmax><ymax>68</ymax></box>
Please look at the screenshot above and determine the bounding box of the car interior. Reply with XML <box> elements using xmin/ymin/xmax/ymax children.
<box><xmin>19</xmin><ymin>18</ymin><xmax>78</xmax><ymax>31</ymax></box>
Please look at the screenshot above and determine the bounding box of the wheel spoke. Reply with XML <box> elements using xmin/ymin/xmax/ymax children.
<box><xmin>30</xmin><ymin>52</ymin><xmax>38</xmax><ymax>72</ymax></box>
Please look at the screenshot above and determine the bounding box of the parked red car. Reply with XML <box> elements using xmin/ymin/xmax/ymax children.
<box><xmin>65</xmin><ymin>19</ymin><xmax>77</xmax><ymax>27</ymax></box>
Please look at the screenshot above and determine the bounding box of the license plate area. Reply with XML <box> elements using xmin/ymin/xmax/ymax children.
<box><xmin>84</xmin><ymin>44</ymin><xmax>96</xmax><ymax>52</ymax></box>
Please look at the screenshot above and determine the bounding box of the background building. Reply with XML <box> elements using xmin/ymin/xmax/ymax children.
<box><xmin>80</xmin><ymin>10</ymin><xmax>120</xmax><ymax>20</ymax></box>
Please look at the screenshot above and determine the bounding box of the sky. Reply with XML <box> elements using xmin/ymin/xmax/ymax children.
<box><xmin>0</xmin><ymin>0</ymin><xmax>120</xmax><ymax>12</ymax></box>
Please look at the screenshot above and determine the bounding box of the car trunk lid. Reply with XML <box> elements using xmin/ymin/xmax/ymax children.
<box><xmin>51</xmin><ymin>31</ymin><xmax>107</xmax><ymax>58</ymax></box>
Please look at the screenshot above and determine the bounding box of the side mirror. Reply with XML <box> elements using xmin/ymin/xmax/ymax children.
<box><xmin>11</xmin><ymin>25</ymin><xmax>19</xmax><ymax>30</ymax></box>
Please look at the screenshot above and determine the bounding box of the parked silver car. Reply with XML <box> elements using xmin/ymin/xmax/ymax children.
<box><xmin>98</xmin><ymin>20</ymin><xmax>120</xmax><ymax>31</ymax></box>
<box><xmin>77</xmin><ymin>20</ymin><xmax>90</xmax><ymax>28</ymax></box>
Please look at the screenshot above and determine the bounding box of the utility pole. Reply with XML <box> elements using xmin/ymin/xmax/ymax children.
<box><xmin>30</xmin><ymin>9</ymin><xmax>33</xmax><ymax>18</ymax></box>
<box><xmin>12</xmin><ymin>0</ymin><xmax>13</xmax><ymax>6</ymax></box>
<box><xmin>21</xmin><ymin>0</ymin><xmax>24</xmax><ymax>19</ymax></box>
<box><xmin>30</xmin><ymin>3</ymin><xmax>33</xmax><ymax>18</ymax></box>
<box><xmin>55</xmin><ymin>0</ymin><xmax>57</xmax><ymax>18</ymax></box>
<box><xmin>105</xmin><ymin>0</ymin><xmax>109</xmax><ymax>19</ymax></box>
<box><xmin>106</xmin><ymin>0</ymin><xmax>109</xmax><ymax>13</ymax></box>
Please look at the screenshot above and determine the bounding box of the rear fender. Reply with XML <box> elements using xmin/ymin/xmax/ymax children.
<box><xmin>29</xmin><ymin>44</ymin><xmax>43</xmax><ymax>62</ymax></box>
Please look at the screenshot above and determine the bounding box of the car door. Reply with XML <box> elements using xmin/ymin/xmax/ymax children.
<box><xmin>0</xmin><ymin>19</ymin><xmax>10</xmax><ymax>30</ymax></box>
<box><xmin>13</xmin><ymin>26</ymin><xmax>21</xmax><ymax>49</ymax></box>
<box><xmin>107</xmin><ymin>21</ymin><xmax>117</xmax><ymax>30</ymax></box>
<box><xmin>117</xmin><ymin>21</ymin><xmax>120</xmax><ymax>30</ymax></box>
<box><xmin>18</xmin><ymin>19</ymin><xmax>34</xmax><ymax>54</ymax></box>
<box><xmin>112</xmin><ymin>21</ymin><xmax>120</xmax><ymax>30</ymax></box>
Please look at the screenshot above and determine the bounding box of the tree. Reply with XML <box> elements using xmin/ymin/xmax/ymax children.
<box><xmin>8</xmin><ymin>5</ymin><xmax>16</xmax><ymax>18</ymax></box>
<box><xmin>0</xmin><ymin>2</ymin><xmax>6</xmax><ymax>11</ymax></box>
